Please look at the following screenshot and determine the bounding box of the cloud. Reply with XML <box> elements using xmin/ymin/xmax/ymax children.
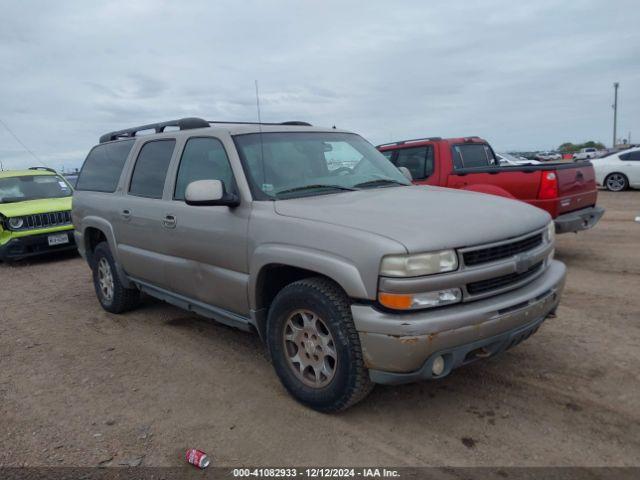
<box><xmin>0</xmin><ymin>0</ymin><xmax>638</xmax><ymax>171</ymax></box>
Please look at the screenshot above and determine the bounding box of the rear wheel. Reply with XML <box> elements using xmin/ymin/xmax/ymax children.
<box><xmin>604</xmin><ymin>173</ymin><xmax>628</xmax><ymax>192</ymax></box>
<box><xmin>266</xmin><ymin>277</ymin><xmax>374</xmax><ymax>412</ymax></box>
<box><xmin>92</xmin><ymin>242</ymin><xmax>140</xmax><ymax>313</ymax></box>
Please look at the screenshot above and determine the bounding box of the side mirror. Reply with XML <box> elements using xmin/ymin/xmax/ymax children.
<box><xmin>398</xmin><ymin>166</ymin><xmax>413</xmax><ymax>182</ymax></box>
<box><xmin>185</xmin><ymin>179</ymin><xmax>240</xmax><ymax>207</ymax></box>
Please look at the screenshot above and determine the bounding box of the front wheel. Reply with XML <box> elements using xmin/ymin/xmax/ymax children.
<box><xmin>266</xmin><ymin>277</ymin><xmax>374</xmax><ymax>412</ymax></box>
<box><xmin>604</xmin><ymin>173</ymin><xmax>628</xmax><ymax>192</ymax></box>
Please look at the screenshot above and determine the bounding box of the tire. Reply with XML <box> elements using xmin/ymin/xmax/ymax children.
<box><xmin>91</xmin><ymin>242</ymin><xmax>140</xmax><ymax>314</ymax></box>
<box><xmin>604</xmin><ymin>173</ymin><xmax>628</xmax><ymax>192</ymax></box>
<box><xmin>266</xmin><ymin>277</ymin><xmax>374</xmax><ymax>412</ymax></box>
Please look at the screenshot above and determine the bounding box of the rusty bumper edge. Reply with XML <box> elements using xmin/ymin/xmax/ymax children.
<box><xmin>351</xmin><ymin>260</ymin><xmax>566</xmax><ymax>380</ymax></box>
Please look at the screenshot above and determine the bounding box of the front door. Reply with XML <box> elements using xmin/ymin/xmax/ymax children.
<box><xmin>161</xmin><ymin>136</ymin><xmax>249</xmax><ymax>316</ymax></box>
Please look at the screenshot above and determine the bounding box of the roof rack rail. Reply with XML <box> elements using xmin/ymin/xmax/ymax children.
<box><xmin>29</xmin><ymin>166</ymin><xmax>57</xmax><ymax>173</ymax></box>
<box><xmin>99</xmin><ymin>117</ymin><xmax>210</xmax><ymax>143</ymax></box>
<box><xmin>376</xmin><ymin>137</ymin><xmax>442</xmax><ymax>148</ymax></box>
<box><xmin>207</xmin><ymin>120</ymin><xmax>312</xmax><ymax>127</ymax></box>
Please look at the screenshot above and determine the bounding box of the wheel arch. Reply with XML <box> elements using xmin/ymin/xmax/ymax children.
<box><xmin>249</xmin><ymin>245</ymin><xmax>370</xmax><ymax>339</ymax></box>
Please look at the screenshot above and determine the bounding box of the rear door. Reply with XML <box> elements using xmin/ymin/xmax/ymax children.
<box><xmin>115</xmin><ymin>138</ymin><xmax>176</xmax><ymax>287</ymax></box>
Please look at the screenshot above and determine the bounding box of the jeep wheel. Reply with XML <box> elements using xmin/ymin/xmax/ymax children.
<box><xmin>604</xmin><ymin>173</ymin><xmax>628</xmax><ymax>192</ymax></box>
<box><xmin>92</xmin><ymin>242</ymin><xmax>140</xmax><ymax>313</ymax></box>
<box><xmin>266</xmin><ymin>277</ymin><xmax>373</xmax><ymax>412</ymax></box>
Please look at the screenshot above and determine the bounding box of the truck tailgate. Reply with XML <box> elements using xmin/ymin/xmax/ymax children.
<box><xmin>555</xmin><ymin>164</ymin><xmax>598</xmax><ymax>215</ymax></box>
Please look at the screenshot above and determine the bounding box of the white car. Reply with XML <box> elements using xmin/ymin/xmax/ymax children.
<box><xmin>592</xmin><ymin>147</ymin><xmax>640</xmax><ymax>191</ymax></box>
<box><xmin>497</xmin><ymin>153</ymin><xmax>541</xmax><ymax>166</ymax></box>
<box><xmin>573</xmin><ymin>148</ymin><xmax>600</xmax><ymax>160</ymax></box>
<box><xmin>535</xmin><ymin>151</ymin><xmax>562</xmax><ymax>161</ymax></box>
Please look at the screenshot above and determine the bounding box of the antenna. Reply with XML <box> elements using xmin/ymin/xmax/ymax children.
<box><xmin>255</xmin><ymin>80</ymin><xmax>267</xmax><ymax>189</ymax></box>
<box><xmin>0</xmin><ymin>118</ymin><xmax>50</xmax><ymax>168</ymax></box>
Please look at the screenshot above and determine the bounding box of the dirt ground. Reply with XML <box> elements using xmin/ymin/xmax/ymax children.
<box><xmin>1</xmin><ymin>191</ymin><xmax>639</xmax><ymax>467</ymax></box>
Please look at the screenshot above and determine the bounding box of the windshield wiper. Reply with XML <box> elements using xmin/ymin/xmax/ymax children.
<box><xmin>353</xmin><ymin>179</ymin><xmax>407</xmax><ymax>189</ymax></box>
<box><xmin>275</xmin><ymin>184</ymin><xmax>357</xmax><ymax>196</ymax></box>
<box><xmin>0</xmin><ymin>197</ymin><xmax>25</xmax><ymax>204</ymax></box>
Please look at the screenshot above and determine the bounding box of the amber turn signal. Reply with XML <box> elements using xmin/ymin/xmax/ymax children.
<box><xmin>378</xmin><ymin>292</ymin><xmax>413</xmax><ymax>310</ymax></box>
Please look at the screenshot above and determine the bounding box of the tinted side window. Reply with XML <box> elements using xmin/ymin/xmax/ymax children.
<box><xmin>174</xmin><ymin>138</ymin><xmax>235</xmax><ymax>200</ymax></box>
<box><xmin>76</xmin><ymin>140</ymin><xmax>135</xmax><ymax>192</ymax></box>
<box><xmin>129</xmin><ymin>140</ymin><xmax>175</xmax><ymax>199</ymax></box>
<box><xmin>453</xmin><ymin>144</ymin><xmax>495</xmax><ymax>169</ymax></box>
<box><xmin>619</xmin><ymin>152</ymin><xmax>630</xmax><ymax>160</ymax></box>
<box><xmin>626</xmin><ymin>151</ymin><xmax>640</xmax><ymax>161</ymax></box>
<box><xmin>394</xmin><ymin>146</ymin><xmax>434</xmax><ymax>180</ymax></box>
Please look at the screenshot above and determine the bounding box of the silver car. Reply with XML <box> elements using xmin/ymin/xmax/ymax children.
<box><xmin>72</xmin><ymin>118</ymin><xmax>566</xmax><ymax>412</ymax></box>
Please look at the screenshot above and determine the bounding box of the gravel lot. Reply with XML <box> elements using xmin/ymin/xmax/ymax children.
<box><xmin>1</xmin><ymin>191</ymin><xmax>639</xmax><ymax>467</ymax></box>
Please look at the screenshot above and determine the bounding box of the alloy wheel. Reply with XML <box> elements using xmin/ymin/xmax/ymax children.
<box><xmin>282</xmin><ymin>309</ymin><xmax>338</xmax><ymax>388</ymax></box>
<box><xmin>606</xmin><ymin>173</ymin><xmax>626</xmax><ymax>191</ymax></box>
<box><xmin>97</xmin><ymin>257</ymin><xmax>115</xmax><ymax>303</ymax></box>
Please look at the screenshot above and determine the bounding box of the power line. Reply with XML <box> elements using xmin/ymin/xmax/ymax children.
<box><xmin>0</xmin><ymin>118</ymin><xmax>50</xmax><ymax>167</ymax></box>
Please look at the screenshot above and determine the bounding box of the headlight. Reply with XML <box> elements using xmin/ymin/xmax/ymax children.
<box><xmin>8</xmin><ymin>217</ymin><xmax>24</xmax><ymax>230</ymax></box>
<box><xmin>545</xmin><ymin>221</ymin><xmax>555</xmax><ymax>244</ymax></box>
<box><xmin>380</xmin><ymin>250</ymin><xmax>458</xmax><ymax>277</ymax></box>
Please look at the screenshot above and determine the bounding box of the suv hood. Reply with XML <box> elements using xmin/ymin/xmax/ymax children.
<box><xmin>274</xmin><ymin>186</ymin><xmax>550</xmax><ymax>253</ymax></box>
<box><xmin>0</xmin><ymin>197</ymin><xmax>72</xmax><ymax>218</ymax></box>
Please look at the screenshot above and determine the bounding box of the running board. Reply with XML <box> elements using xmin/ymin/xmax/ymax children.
<box><xmin>132</xmin><ymin>278</ymin><xmax>254</xmax><ymax>333</ymax></box>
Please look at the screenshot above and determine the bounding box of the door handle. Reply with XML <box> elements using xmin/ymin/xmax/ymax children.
<box><xmin>162</xmin><ymin>214</ymin><xmax>177</xmax><ymax>229</ymax></box>
<box><xmin>121</xmin><ymin>209</ymin><xmax>132</xmax><ymax>219</ymax></box>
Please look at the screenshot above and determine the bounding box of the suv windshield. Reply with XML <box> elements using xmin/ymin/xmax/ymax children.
<box><xmin>234</xmin><ymin>132</ymin><xmax>410</xmax><ymax>199</ymax></box>
<box><xmin>0</xmin><ymin>175</ymin><xmax>72</xmax><ymax>203</ymax></box>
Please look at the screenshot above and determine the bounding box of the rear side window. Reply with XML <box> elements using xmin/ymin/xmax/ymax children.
<box><xmin>452</xmin><ymin>144</ymin><xmax>497</xmax><ymax>169</ymax></box>
<box><xmin>174</xmin><ymin>137</ymin><xmax>236</xmax><ymax>200</ymax></box>
<box><xmin>620</xmin><ymin>151</ymin><xmax>640</xmax><ymax>161</ymax></box>
<box><xmin>76</xmin><ymin>140</ymin><xmax>135</xmax><ymax>192</ymax></box>
<box><xmin>129</xmin><ymin>140</ymin><xmax>176</xmax><ymax>199</ymax></box>
<box><xmin>393</xmin><ymin>146</ymin><xmax>434</xmax><ymax>180</ymax></box>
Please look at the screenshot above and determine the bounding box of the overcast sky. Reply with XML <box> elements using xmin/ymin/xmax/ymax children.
<box><xmin>1</xmin><ymin>0</ymin><xmax>638</xmax><ymax>171</ymax></box>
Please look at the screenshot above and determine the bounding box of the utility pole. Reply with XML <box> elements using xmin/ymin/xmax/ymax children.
<box><xmin>612</xmin><ymin>82</ymin><xmax>619</xmax><ymax>148</ymax></box>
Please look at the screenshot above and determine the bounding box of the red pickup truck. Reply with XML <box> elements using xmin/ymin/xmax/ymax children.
<box><xmin>378</xmin><ymin>136</ymin><xmax>604</xmax><ymax>234</ymax></box>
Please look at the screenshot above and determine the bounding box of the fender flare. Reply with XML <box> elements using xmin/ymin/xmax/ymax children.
<box><xmin>249</xmin><ymin>243</ymin><xmax>370</xmax><ymax>310</ymax></box>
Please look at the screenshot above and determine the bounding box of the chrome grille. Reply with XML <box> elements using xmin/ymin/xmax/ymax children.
<box><xmin>463</xmin><ymin>233</ymin><xmax>543</xmax><ymax>267</ymax></box>
<box><xmin>12</xmin><ymin>211</ymin><xmax>72</xmax><ymax>231</ymax></box>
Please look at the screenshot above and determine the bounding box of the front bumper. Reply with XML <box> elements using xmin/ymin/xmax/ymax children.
<box><xmin>352</xmin><ymin>260</ymin><xmax>566</xmax><ymax>385</ymax></box>
<box><xmin>555</xmin><ymin>206</ymin><xmax>604</xmax><ymax>234</ymax></box>
<box><xmin>0</xmin><ymin>230</ymin><xmax>76</xmax><ymax>261</ymax></box>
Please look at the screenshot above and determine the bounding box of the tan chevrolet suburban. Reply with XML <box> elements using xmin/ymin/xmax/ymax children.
<box><xmin>72</xmin><ymin>118</ymin><xmax>566</xmax><ymax>412</ymax></box>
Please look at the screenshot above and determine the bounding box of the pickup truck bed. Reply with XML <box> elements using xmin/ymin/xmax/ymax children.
<box><xmin>378</xmin><ymin>137</ymin><xmax>604</xmax><ymax>233</ymax></box>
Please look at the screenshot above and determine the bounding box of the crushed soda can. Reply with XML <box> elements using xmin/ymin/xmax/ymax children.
<box><xmin>185</xmin><ymin>448</ymin><xmax>210</xmax><ymax>469</ymax></box>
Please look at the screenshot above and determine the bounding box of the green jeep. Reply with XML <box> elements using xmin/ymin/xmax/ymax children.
<box><xmin>0</xmin><ymin>167</ymin><xmax>76</xmax><ymax>261</ymax></box>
